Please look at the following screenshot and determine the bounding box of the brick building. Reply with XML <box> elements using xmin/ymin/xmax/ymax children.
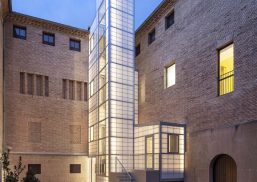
<box><xmin>136</xmin><ymin>0</ymin><xmax>257</xmax><ymax>182</ymax></box>
<box><xmin>3</xmin><ymin>9</ymin><xmax>89</xmax><ymax>182</ymax></box>
<box><xmin>0</xmin><ymin>0</ymin><xmax>256</xmax><ymax>182</ymax></box>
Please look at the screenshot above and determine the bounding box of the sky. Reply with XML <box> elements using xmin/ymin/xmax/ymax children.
<box><xmin>12</xmin><ymin>0</ymin><xmax>163</xmax><ymax>30</ymax></box>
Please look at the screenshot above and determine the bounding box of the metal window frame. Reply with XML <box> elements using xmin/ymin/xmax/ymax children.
<box><xmin>70</xmin><ymin>38</ymin><xmax>81</xmax><ymax>52</ymax></box>
<box><xmin>42</xmin><ymin>32</ymin><xmax>55</xmax><ymax>46</ymax></box>
<box><xmin>13</xmin><ymin>25</ymin><xmax>27</xmax><ymax>40</ymax></box>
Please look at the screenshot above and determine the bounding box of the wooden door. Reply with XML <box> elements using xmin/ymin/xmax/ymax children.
<box><xmin>213</xmin><ymin>155</ymin><xmax>237</xmax><ymax>182</ymax></box>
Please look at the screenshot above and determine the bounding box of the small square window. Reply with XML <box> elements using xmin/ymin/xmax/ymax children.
<box><xmin>70</xmin><ymin>39</ymin><xmax>81</xmax><ymax>52</ymax></box>
<box><xmin>43</xmin><ymin>32</ymin><xmax>55</xmax><ymax>46</ymax></box>
<box><xmin>70</xmin><ymin>164</ymin><xmax>81</xmax><ymax>173</ymax></box>
<box><xmin>165</xmin><ymin>63</ymin><xmax>176</xmax><ymax>88</ymax></box>
<box><xmin>165</xmin><ymin>11</ymin><xmax>175</xmax><ymax>29</ymax></box>
<box><xmin>135</xmin><ymin>44</ymin><xmax>140</xmax><ymax>57</ymax></box>
<box><xmin>28</xmin><ymin>164</ymin><xmax>41</xmax><ymax>174</ymax></box>
<box><xmin>148</xmin><ymin>29</ymin><xmax>155</xmax><ymax>45</ymax></box>
<box><xmin>13</xmin><ymin>25</ymin><xmax>26</xmax><ymax>39</ymax></box>
<box><xmin>168</xmin><ymin>134</ymin><xmax>179</xmax><ymax>154</ymax></box>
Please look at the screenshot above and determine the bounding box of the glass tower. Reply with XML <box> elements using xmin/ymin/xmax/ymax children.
<box><xmin>88</xmin><ymin>0</ymin><xmax>135</xmax><ymax>181</ymax></box>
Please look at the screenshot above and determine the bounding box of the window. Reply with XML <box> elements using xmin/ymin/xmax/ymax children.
<box><xmin>90</xmin><ymin>81</ymin><xmax>94</xmax><ymax>97</ymax></box>
<box><xmin>168</xmin><ymin>134</ymin><xmax>179</xmax><ymax>153</ymax></box>
<box><xmin>70</xmin><ymin>39</ymin><xmax>81</xmax><ymax>51</ymax></box>
<box><xmin>45</xmin><ymin>76</ymin><xmax>49</xmax><ymax>96</ymax></box>
<box><xmin>43</xmin><ymin>32</ymin><xmax>55</xmax><ymax>46</ymax></box>
<box><xmin>165</xmin><ymin>63</ymin><xmax>176</xmax><ymax>88</ymax></box>
<box><xmin>20</xmin><ymin>72</ymin><xmax>25</xmax><ymax>94</ymax></box>
<box><xmin>62</xmin><ymin>79</ymin><xmax>67</xmax><ymax>99</ymax></box>
<box><xmin>27</xmin><ymin>74</ymin><xmax>34</xmax><ymax>95</ymax></box>
<box><xmin>36</xmin><ymin>75</ymin><xmax>43</xmax><ymax>96</ymax></box>
<box><xmin>70</xmin><ymin>164</ymin><xmax>81</xmax><ymax>173</ymax></box>
<box><xmin>99</xmin><ymin>156</ymin><xmax>106</xmax><ymax>174</ymax></box>
<box><xmin>148</xmin><ymin>29</ymin><xmax>155</xmax><ymax>45</ymax></box>
<box><xmin>84</xmin><ymin>83</ymin><xmax>88</xmax><ymax>101</ymax></box>
<box><xmin>165</xmin><ymin>11</ymin><xmax>175</xmax><ymax>29</ymax></box>
<box><xmin>146</xmin><ymin>136</ymin><xmax>154</xmax><ymax>169</ymax></box>
<box><xmin>218</xmin><ymin>44</ymin><xmax>234</xmax><ymax>96</ymax></box>
<box><xmin>21</xmin><ymin>72</ymin><xmax>49</xmax><ymax>96</ymax></box>
<box><xmin>69</xmin><ymin>80</ymin><xmax>74</xmax><ymax>100</ymax></box>
<box><xmin>135</xmin><ymin>44</ymin><xmax>140</xmax><ymax>56</ymax></box>
<box><xmin>13</xmin><ymin>25</ymin><xmax>26</xmax><ymax>39</ymax></box>
<box><xmin>77</xmin><ymin>82</ymin><xmax>82</xmax><ymax>100</ymax></box>
<box><xmin>63</xmin><ymin>79</ymin><xmax>87</xmax><ymax>101</ymax></box>
<box><xmin>89</xmin><ymin>126</ymin><xmax>94</xmax><ymax>142</ymax></box>
<box><xmin>28</xmin><ymin>164</ymin><xmax>41</xmax><ymax>174</ymax></box>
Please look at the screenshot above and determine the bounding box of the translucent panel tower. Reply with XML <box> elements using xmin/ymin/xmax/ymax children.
<box><xmin>88</xmin><ymin>0</ymin><xmax>135</xmax><ymax>181</ymax></box>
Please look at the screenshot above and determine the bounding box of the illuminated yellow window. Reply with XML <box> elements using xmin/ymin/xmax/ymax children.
<box><xmin>219</xmin><ymin>44</ymin><xmax>234</xmax><ymax>96</ymax></box>
<box><xmin>165</xmin><ymin>63</ymin><xmax>176</xmax><ymax>88</ymax></box>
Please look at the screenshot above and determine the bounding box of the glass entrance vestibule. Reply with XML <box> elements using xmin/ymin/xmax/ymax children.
<box><xmin>134</xmin><ymin>122</ymin><xmax>185</xmax><ymax>181</ymax></box>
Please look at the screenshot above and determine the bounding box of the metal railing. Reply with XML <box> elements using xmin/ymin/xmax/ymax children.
<box><xmin>115</xmin><ymin>157</ymin><xmax>133</xmax><ymax>181</ymax></box>
<box><xmin>219</xmin><ymin>70</ymin><xmax>234</xmax><ymax>95</ymax></box>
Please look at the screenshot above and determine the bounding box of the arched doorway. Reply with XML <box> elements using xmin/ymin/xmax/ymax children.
<box><xmin>211</xmin><ymin>154</ymin><xmax>237</xmax><ymax>182</ymax></box>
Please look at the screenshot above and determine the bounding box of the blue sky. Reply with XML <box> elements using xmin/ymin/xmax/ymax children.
<box><xmin>12</xmin><ymin>0</ymin><xmax>163</xmax><ymax>30</ymax></box>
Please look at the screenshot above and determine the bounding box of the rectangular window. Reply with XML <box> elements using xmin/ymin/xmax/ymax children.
<box><xmin>62</xmin><ymin>79</ymin><xmax>67</xmax><ymax>99</ymax></box>
<box><xmin>165</xmin><ymin>11</ymin><xmax>175</xmax><ymax>29</ymax></box>
<box><xmin>36</xmin><ymin>75</ymin><xmax>43</xmax><ymax>96</ymax></box>
<box><xmin>28</xmin><ymin>164</ymin><xmax>41</xmax><ymax>174</ymax></box>
<box><xmin>99</xmin><ymin>156</ymin><xmax>106</xmax><ymax>174</ymax></box>
<box><xmin>90</xmin><ymin>81</ymin><xmax>94</xmax><ymax>97</ymax></box>
<box><xmin>13</xmin><ymin>25</ymin><xmax>26</xmax><ymax>39</ymax></box>
<box><xmin>77</xmin><ymin>82</ymin><xmax>82</xmax><ymax>101</ymax></box>
<box><xmin>20</xmin><ymin>72</ymin><xmax>25</xmax><ymax>94</ymax></box>
<box><xmin>146</xmin><ymin>135</ymin><xmax>154</xmax><ymax>169</ymax></box>
<box><xmin>84</xmin><ymin>83</ymin><xmax>88</xmax><ymax>101</ymax></box>
<box><xmin>165</xmin><ymin>63</ymin><xmax>176</xmax><ymax>88</ymax></box>
<box><xmin>70</xmin><ymin>164</ymin><xmax>81</xmax><ymax>173</ymax></box>
<box><xmin>44</xmin><ymin>76</ymin><xmax>49</xmax><ymax>96</ymax></box>
<box><xmin>43</xmin><ymin>32</ymin><xmax>55</xmax><ymax>46</ymax></box>
<box><xmin>70</xmin><ymin>39</ymin><xmax>81</xmax><ymax>51</ymax></box>
<box><xmin>69</xmin><ymin>80</ymin><xmax>74</xmax><ymax>100</ymax></box>
<box><xmin>148</xmin><ymin>29</ymin><xmax>155</xmax><ymax>45</ymax></box>
<box><xmin>135</xmin><ymin>44</ymin><xmax>140</xmax><ymax>56</ymax></box>
<box><xmin>218</xmin><ymin>44</ymin><xmax>234</xmax><ymax>96</ymax></box>
<box><xmin>168</xmin><ymin>134</ymin><xmax>179</xmax><ymax>153</ymax></box>
<box><xmin>89</xmin><ymin>126</ymin><xmax>94</xmax><ymax>142</ymax></box>
<box><xmin>27</xmin><ymin>74</ymin><xmax>34</xmax><ymax>95</ymax></box>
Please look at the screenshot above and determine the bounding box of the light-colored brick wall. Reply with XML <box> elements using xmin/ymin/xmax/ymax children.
<box><xmin>136</xmin><ymin>0</ymin><xmax>257</xmax><ymax>181</ymax></box>
<box><xmin>9</xmin><ymin>154</ymin><xmax>88</xmax><ymax>182</ymax></box>
<box><xmin>4</xmin><ymin>14</ymin><xmax>89</xmax><ymax>182</ymax></box>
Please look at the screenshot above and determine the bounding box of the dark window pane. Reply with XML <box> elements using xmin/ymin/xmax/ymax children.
<box><xmin>165</xmin><ymin>11</ymin><xmax>175</xmax><ymax>29</ymax></box>
<box><xmin>13</xmin><ymin>26</ymin><xmax>26</xmax><ymax>39</ymax></box>
<box><xmin>27</xmin><ymin>74</ymin><xmax>34</xmax><ymax>95</ymax></box>
<box><xmin>45</xmin><ymin>76</ymin><xmax>49</xmax><ymax>96</ymax></box>
<box><xmin>36</xmin><ymin>75</ymin><xmax>43</xmax><ymax>96</ymax></box>
<box><xmin>70</xmin><ymin>164</ymin><xmax>81</xmax><ymax>173</ymax></box>
<box><xmin>84</xmin><ymin>83</ymin><xmax>88</xmax><ymax>101</ymax></box>
<box><xmin>43</xmin><ymin>33</ymin><xmax>55</xmax><ymax>46</ymax></box>
<box><xmin>136</xmin><ymin>44</ymin><xmax>140</xmax><ymax>56</ymax></box>
<box><xmin>28</xmin><ymin>164</ymin><xmax>41</xmax><ymax>174</ymax></box>
<box><xmin>148</xmin><ymin>29</ymin><xmax>155</xmax><ymax>45</ymax></box>
<box><xmin>70</xmin><ymin>39</ymin><xmax>81</xmax><ymax>51</ymax></box>
<box><xmin>20</xmin><ymin>72</ymin><xmax>25</xmax><ymax>94</ymax></box>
